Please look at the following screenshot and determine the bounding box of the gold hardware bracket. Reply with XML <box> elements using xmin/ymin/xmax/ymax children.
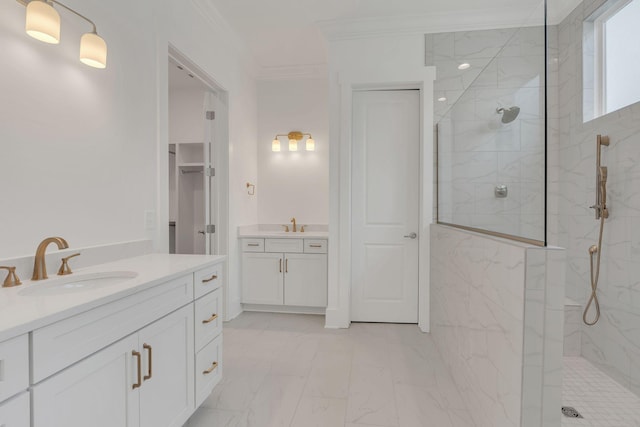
<box><xmin>288</xmin><ymin>131</ymin><xmax>304</xmax><ymax>140</ymax></box>
<box><xmin>0</xmin><ymin>266</ymin><xmax>22</xmax><ymax>287</ymax></box>
<box><xmin>203</xmin><ymin>361</ymin><xmax>218</xmax><ymax>375</ymax></box>
<box><xmin>246</xmin><ymin>182</ymin><xmax>255</xmax><ymax>196</ymax></box>
<box><xmin>143</xmin><ymin>344</ymin><xmax>152</xmax><ymax>381</ymax></box>
<box><xmin>57</xmin><ymin>253</ymin><xmax>81</xmax><ymax>276</ymax></box>
<box><xmin>202</xmin><ymin>313</ymin><xmax>218</xmax><ymax>324</ymax></box>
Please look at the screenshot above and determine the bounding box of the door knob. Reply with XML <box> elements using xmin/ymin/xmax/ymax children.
<box><xmin>404</xmin><ymin>232</ymin><xmax>417</xmax><ymax>239</ymax></box>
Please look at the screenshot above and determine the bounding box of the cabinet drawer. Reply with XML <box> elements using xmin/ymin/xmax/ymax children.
<box><xmin>0</xmin><ymin>392</ymin><xmax>29</xmax><ymax>427</ymax></box>
<box><xmin>0</xmin><ymin>335</ymin><xmax>28</xmax><ymax>404</ymax></box>
<box><xmin>32</xmin><ymin>274</ymin><xmax>193</xmax><ymax>383</ymax></box>
<box><xmin>304</xmin><ymin>239</ymin><xmax>327</xmax><ymax>254</ymax></box>
<box><xmin>194</xmin><ymin>288</ymin><xmax>222</xmax><ymax>351</ymax></box>
<box><xmin>265</xmin><ymin>238</ymin><xmax>303</xmax><ymax>253</ymax></box>
<box><xmin>194</xmin><ymin>264</ymin><xmax>222</xmax><ymax>299</ymax></box>
<box><xmin>242</xmin><ymin>239</ymin><xmax>264</xmax><ymax>252</ymax></box>
<box><xmin>195</xmin><ymin>334</ymin><xmax>223</xmax><ymax>408</ymax></box>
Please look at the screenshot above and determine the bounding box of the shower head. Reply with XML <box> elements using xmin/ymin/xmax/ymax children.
<box><xmin>496</xmin><ymin>106</ymin><xmax>520</xmax><ymax>124</ymax></box>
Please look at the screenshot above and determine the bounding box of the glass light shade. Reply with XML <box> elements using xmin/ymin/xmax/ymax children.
<box><xmin>25</xmin><ymin>1</ymin><xmax>60</xmax><ymax>44</ymax></box>
<box><xmin>80</xmin><ymin>32</ymin><xmax>107</xmax><ymax>69</ymax></box>
<box><xmin>289</xmin><ymin>139</ymin><xmax>298</xmax><ymax>151</ymax></box>
<box><xmin>306</xmin><ymin>137</ymin><xmax>315</xmax><ymax>151</ymax></box>
<box><xmin>272</xmin><ymin>138</ymin><xmax>281</xmax><ymax>152</ymax></box>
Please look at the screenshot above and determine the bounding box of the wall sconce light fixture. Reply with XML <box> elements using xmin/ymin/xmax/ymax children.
<box><xmin>272</xmin><ymin>131</ymin><xmax>315</xmax><ymax>152</ymax></box>
<box><xmin>18</xmin><ymin>0</ymin><xmax>108</xmax><ymax>69</ymax></box>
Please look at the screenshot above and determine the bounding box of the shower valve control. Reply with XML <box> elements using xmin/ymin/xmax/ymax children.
<box><xmin>494</xmin><ymin>185</ymin><xmax>508</xmax><ymax>198</ymax></box>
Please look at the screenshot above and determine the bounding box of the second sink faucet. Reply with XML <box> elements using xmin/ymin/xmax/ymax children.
<box><xmin>32</xmin><ymin>237</ymin><xmax>69</xmax><ymax>280</ymax></box>
<box><xmin>290</xmin><ymin>217</ymin><xmax>297</xmax><ymax>233</ymax></box>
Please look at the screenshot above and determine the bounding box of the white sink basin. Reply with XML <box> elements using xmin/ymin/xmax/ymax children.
<box><xmin>19</xmin><ymin>271</ymin><xmax>138</xmax><ymax>296</ymax></box>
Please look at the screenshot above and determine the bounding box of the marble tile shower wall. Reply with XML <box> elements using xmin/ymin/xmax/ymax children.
<box><xmin>430</xmin><ymin>224</ymin><xmax>564</xmax><ymax>427</ymax></box>
<box><xmin>549</xmin><ymin>0</ymin><xmax>640</xmax><ymax>396</ymax></box>
<box><xmin>428</xmin><ymin>27</ymin><xmax>549</xmax><ymax>241</ymax></box>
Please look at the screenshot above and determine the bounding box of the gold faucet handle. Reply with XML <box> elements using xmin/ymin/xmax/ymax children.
<box><xmin>58</xmin><ymin>253</ymin><xmax>81</xmax><ymax>276</ymax></box>
<box><xmin>300</xmin><ymin>225</ymin><xmax>305</xmax><ymax>232</ymax></box>
<box><xmin>282</xmin><ymin>225</ymin><xmax>290</xmax><ymax>232</ymax></box>
<box><xmin>0</xmin><ymin>266</ymin><xmax>22</xmax><ymax>287</ymax></box>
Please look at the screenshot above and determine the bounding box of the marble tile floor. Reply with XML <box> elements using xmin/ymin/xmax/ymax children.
<box><xmin>562</xmin><ymin>357</ymin><xmax>640</xmax><ymax>427</ymax></box>
<box><xmin>183</xmin><ymin>312</ymin><xmax>476</xmax><ymax>427</ymax></box>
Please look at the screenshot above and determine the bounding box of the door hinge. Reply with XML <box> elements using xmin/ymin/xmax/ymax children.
<box><xmin>206</xmin><ymin>224</ymin><xmax>216</xmax><ymax>234</ymax></box>
<box><xmin>206</xmin><ymin>111</ymin><xmax>215</xmax><ymax>120</ymax></box>
<box><xmin>205</xmin><ymin>167</ymin><xmax>215</xmax><ymax>177</ymax></box>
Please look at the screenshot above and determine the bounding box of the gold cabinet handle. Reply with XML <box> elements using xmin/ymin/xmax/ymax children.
<box><xmin>279</xmin><ymin>258</ymin><xmax>282</xmax><ymax>273</ymax></box>
<box><xmin>285</xmin><ymin>259</ymin><xmax>288</xmax><ymax>273</ymax></box>
<box><xmin>309</xmin><ymin>244</ymin><xmax>322</xmax><ymax>248</ymax></box>
<box><xmin>203</xmin><ymin>361</ymin><xmax>218</xmax><ymax>375</ymax></box>
<box><xmin>202</xmin><ymin>274</ymin><xmax>217</xmax><ymax>283</ymax></box>
<box><xmin>132</xmin><ymin>350</ymin><xmax>142</xmax><ymax>389</ymax></box>
<box><xmin>202</xmin><ymin>313</ymin><xmax>218</xmax><ymax>324</ymax></box>
<box><xmin>143</xmin><ymin>344</ymin><xmax>152</xmax><ymax>381</ymax></box>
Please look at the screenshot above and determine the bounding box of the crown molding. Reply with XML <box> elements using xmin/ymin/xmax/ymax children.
<box><xmin>318</xmin><ymin>7</ymin><xmax>551</xmax><ymax>41</ymax></box>
<box><xmin>256</xmin><ymin>63</ymin><xmax>328</xmax><ymax>81</ymax></box>
<box><xmin>190</xmin><ymin>0</ymin><xmax>258</xmax><ymax>76</ymax></box>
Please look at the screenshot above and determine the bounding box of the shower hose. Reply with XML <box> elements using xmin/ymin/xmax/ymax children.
<box><xmin>583</xmin><ymin>211</ymin><xmax>605</xmax><ymax>326</ymax></box>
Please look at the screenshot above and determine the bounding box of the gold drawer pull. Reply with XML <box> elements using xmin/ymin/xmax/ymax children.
<box><xmin>143</xmin><ymin>343</ymin><xmax>152</xmax><ymax>381</ymax></box>
<box><xmin>309</xmin><ymin>244</ymin><xmax>322</xmax><ymax>248</ymax></box>
<box><xmin>202</xmin><ymin>274</ymin><xmax>217</xmax><ymax>283</ymax></box>
<box><xmin>202</xmin><ymin>313</ymin><xmax>218</xmax><ymax>324</ymax></box>
<box><xmin>132</xmin><ymin>350</ymin><xmax>142</xmax><ymax>389</ymax></box>
<box><xmin>247</xmin><ymin>243</ymin><xmax>260</xmax><ymax>247</ymax></box>
<box><xmin>203</xmin><ymin>361</ymin><xmax>218</xmax><ymax>375</ymax></box>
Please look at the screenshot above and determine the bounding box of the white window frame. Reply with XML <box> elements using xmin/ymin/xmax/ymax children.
<box><xmin>592</xmin><ymin>0</ymin><xmax>634</xmax><ymax>118</ymax></box>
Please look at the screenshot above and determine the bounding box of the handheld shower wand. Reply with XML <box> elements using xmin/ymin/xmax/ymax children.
<box><xmin>584</xmin><ymin>135</ymin><xmax>610</xmax><ymax>326</ymax></box>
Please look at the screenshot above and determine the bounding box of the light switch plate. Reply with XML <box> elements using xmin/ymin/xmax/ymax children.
<box><xmin>144</xmin><ymin>210</ymin><xmax>156</xmax><ymax>230</ymax></box>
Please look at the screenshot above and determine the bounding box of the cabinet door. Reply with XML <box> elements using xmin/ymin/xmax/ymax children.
<box><xmin>139</xmin><ymin>305</ymin><xmax>195</xmax><ymax>427</ymax></box>
<box><xmin>32</xmin><ymin>334</ymin><xmax>139</xmax><ymax>427</ymax></box>
<box><xmin>284</xmin><ymin>254</ymin><xmax>327</xmax><ymax>307</ymax></box>
<box><xmin>242</xmin><ymin>253</ymin><xmax>284</xmax><ymax>305</ymax></box>
<box><xmin>0</xmin><ymin>392</ymin><xmax>30</xmax><ymax>427</ymax></box>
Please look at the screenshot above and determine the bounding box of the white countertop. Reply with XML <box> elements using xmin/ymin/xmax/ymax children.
<box><xmin>0</xmin><ymin>253</ymin><xmax>225</xmax><ymax>343</ymax></box>
<box><xmin>238</xmin><ymin>224</ymin><xmax>328</xmax><ymax>239</ymax></box>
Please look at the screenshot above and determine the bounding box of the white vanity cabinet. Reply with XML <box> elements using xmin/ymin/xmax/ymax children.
<box><xmin>241</xmin><ymin>238</ymin><xmax>327</xmax><ymax>308</ymax></box>
<box><xmin>0</xmin><ymin>393</ymin><xmax>30</xmax><ymax>427</ymax></box>
<box><xmin>8</xmin><ymin>256</ymin><xmax>227</xmax><ymax>427</ymax></box>
<box><xmin>32</xmin><ymin>297</ymin><xmax>195</xmax><ymax>427</ymax></box>
<box><xmin>0</xmin><ymin>334</ymin><xmax>30</xmax><ymax>427</ymax></box>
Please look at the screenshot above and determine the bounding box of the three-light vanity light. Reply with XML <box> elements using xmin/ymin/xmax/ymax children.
<box><xmin>19</xmin><ymin>0</ymin><xmax>107</xmax><ymax>69</ymax></box>
<box><xmin>272</xmin><ymin>131</ymin><xmax>315</xmax><ymax>152</ymax></box>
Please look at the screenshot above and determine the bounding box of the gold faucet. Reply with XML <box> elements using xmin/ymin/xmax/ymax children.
<box><xmin>32</xmin><ymin>237</ymin><xmax>69</xmax><ymax>280</ymax></box>
<box><xmin>290</xmin><ymin>217</ymin><xmax>297</xmax><ymax>232</ymax></box>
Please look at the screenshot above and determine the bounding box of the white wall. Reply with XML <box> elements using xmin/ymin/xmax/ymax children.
<box><xmin>257</xmin><ymin>79</ymin><xmax>329</xmax><ymax>225</ymax></box>
<box><xmin>326</xmin><ymin>34</ymin><xmax>435</xmax><ymax>328</ymax></box>
<box><xmin>0</xmin><ymin>0</ymin><xmax>158</xmax><ymax>259</ymax></box>
<box><xmin>0</xmin><ymin>0</ymin><xmax>258</xmax><ymax>320</ymax></box>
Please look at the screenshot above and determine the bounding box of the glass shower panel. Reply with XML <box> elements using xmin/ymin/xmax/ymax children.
<box><xmin>435</xmin><ymin>24</ymin><xmax>547</xmax><ymax>244</ymax></box>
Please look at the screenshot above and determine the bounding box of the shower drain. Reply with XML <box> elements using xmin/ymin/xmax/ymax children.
<box><xmin>562</xmin><ymin>406</ymin><xmax>584</xmax><ymax>418</ymax></box>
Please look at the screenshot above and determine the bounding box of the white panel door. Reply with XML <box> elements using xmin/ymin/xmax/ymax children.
<box><xmin>139</xmin><ymin>305</ymin><xmax>194</xmax><ymax>427</ymax></box>
<box><xmin>31</xmin><ymin>334</ymin><xmax>139</xmax><ymax>427</ymax></box>
<box><xmin>284</xmin><ymin>253</ymin><xmax>328</xmax><ymax>307</ymax></box>
<box><xmin>242</xmin><ymin>253</ymin><xmax>284</xmax><ymax>305</ymax></box>
<box><xmin>351</xmin><ymin>90</ymin><xmax>420</xmax><ymax>323</ymax></box>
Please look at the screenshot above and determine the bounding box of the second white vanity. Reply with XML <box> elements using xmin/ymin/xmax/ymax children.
<box><xmin>239</xmin><ymin>225</ymin><xmax>327</xmax><ymax>312</ymax></box>
<box><xmin>0</xmin><ymin>253</ymin><xmax>224</xmax><ymax>427</ymax></box>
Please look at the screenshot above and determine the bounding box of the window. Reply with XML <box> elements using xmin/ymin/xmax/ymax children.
<box><xmin>584</xmin><ymin>0</ymin><xmax>640</xmax><ymax>121</ymax></box>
